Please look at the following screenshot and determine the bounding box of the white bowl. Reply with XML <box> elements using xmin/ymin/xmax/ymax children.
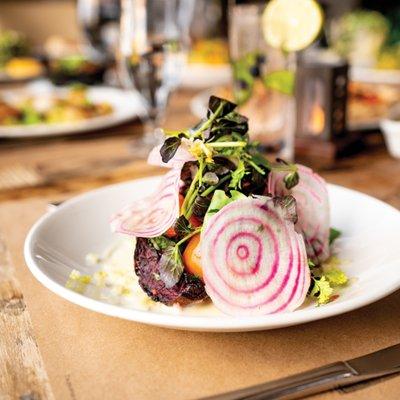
<box><xmin>380</xmin><ymin>104</ymin><xmax>400</xmax><ymax>158</ymax></box>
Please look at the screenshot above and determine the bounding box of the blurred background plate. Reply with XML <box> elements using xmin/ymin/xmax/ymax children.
<box><xmin>351</xmin><ymin>66</ymin><xmax>400</xmax><ymax>85</ymax></box>
<box><xmin>0</xmin><ymin>80</ymin><xmax>145</xmax><ymax>138</ymax></box>
<box><xmin>180</xmin><ymin>64</ymin><xmax>231</xmax><ymax>89</ymax></box>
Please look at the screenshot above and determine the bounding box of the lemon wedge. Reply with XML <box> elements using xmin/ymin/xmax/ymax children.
<box><xmin>262</xmin><ymin>0</ymin><xmax>323</xmax><ymax>52</ymax></box>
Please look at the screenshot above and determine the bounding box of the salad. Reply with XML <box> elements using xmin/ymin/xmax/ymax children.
<box><xmin>0</xmin><ymin>85</ymin><xmax>112</xmax><ymax>126</ymax></box>
<box><xmin>110</xmin><ymin>96</ymin><xmax>347</xmax><ymax>316</ymax></box>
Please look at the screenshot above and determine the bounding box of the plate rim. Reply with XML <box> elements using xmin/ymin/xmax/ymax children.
<box><xmin>24</xmin><ymin>178</ymin><xmax>400</xmax><ymax>332</ymax></box>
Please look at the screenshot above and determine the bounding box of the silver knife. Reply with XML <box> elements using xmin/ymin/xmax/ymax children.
<box><xmin>201</xmin><ymin>343</ymin><xmax>400</xmax><ymax>400</ymax></box>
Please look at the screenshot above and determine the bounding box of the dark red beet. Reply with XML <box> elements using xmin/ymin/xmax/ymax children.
<box><xmin>134</xmin><ymin>237</ymin><xmax>207</xmax><ymax>306</ymax></box>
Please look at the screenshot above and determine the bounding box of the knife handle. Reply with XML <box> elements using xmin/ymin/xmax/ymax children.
<box><xmin>202</xmin><ymin>362</ymin><xmax>358</xmax><ymax>400</ymax></box>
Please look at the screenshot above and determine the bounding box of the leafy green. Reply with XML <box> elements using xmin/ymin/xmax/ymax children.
<box><xmin>192</xmin><ymin>196</ymin><xmax>211</xmax><ymax>218</ymax></box>
<box><xmin>273</xmin><ymin>159</ymin><xmax>299</xmax><ymax>190</ymax></box>
<box><xmin>160</xmin><ymin>136</ymin><xmax>181</xmax><ymax>163</ymax></box>
<box><xmin>263</xmin><ymin>70</ymin><xmax>295</xmax><ymax>95</ymax></box>
<box><xmin>231</xmin><ymin>52</ymin><xmax>265</xmax><ymax>105</ymax></box>
<box><xmin>0</xmin><ymin>30</ymin><xmax>29</xmax><ymax>66</ymax></box>
<box><xmin>229</xmin><ymin>159</ymin><xmax>246</xmax><ymax>189</ymax></box>
<box><xmin>58</xmin><ymin>54</ymin><xmax>87</xmax><ymax>72</ymax></box>
<box><xmin>207</xmin><ymin>95</ymin><xmax>236</xmax><ymax>119</ymax></box>
<box><xmin>325</xmin><ymin>268</ymin><xmax>348</xmax><ymax>287</ymax></box>
<box><xmin>204</xmin><ymin>190</ymin><xmax>246</xmax><ymax>225</ymax></box>
<box><xmin>308</xmin><ymin>259</ymin><xmax>316</xmax><ymax>269</ymax></box>
<box><xmin>329</xmin><ymin>228</ymin><xmax>342</xmax><ymax>245</ymax></box>
<box><xmin>310</xmin><ymin>276</ymin><xmax>333</xmax><ymax>305</ymax></box>
<box><xmin>158</xmin><ymin>246</ymin><xmax>184</xmax><ymax>288</ymax></box>
<box><xmin>284</xmin><ymin>171</ymin><xmax>299</xmax><ymax>190</ymax></box>
<box><xmin>149</xmin><ymin>236</ymin><xmax>175</xmax><ymax>251</ymax></box>
<box><xmin>309</xmin><ymin>258</ymin><xmax>348</xmax><ymax>305</ymax></box>
<box><xmin>21</xmin><ymin>106</ymin><xmax>42</xmax><ymax>125</ymax></box>
<box><xmin>174</xmin><ymin>216</ymin><xmax>192</xmax><ymax>237</ymax></box>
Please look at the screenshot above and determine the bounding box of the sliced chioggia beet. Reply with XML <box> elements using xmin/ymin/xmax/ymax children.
<box><xmin>268</xmin><ymin>164</ymin><xmax>330</xmax><ymax>263</ymax></box>
<box><xmin>201</xmin><ymin>197</ymin><xmax>310</xmax><ymax>316</ymax></box>
<box><xmin>110</xmin><ymin>168</ymin><xmax>181</xmax><ymax>237</ymax></box>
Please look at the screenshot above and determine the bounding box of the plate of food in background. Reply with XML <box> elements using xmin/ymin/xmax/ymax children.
<box><xmin>347</xmin><ymin>82</ymin><xmax>400</xmax><ymax>130</ymax></box>
<box><xmin>181</xmin><ymin>38</ymin><xmax>232</xmax><ymax>88</ymax></box>
<box><xmin>329</xmin><ymin>9</ymin><xmax>400</xmax><ymax>85</ymax></box>
<box><xmin>0</xmin><ymin>30</ymin><xmax>45</xmax><ymax>83</ymax></box>
<box><xmin>0</xmin><ymin>80</ymin><xmax>145</xmax><ymax>138</ymax></box>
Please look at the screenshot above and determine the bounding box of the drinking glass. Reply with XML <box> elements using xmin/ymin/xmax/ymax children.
<box><xmin>77</xmin><ymin>0</ymin><xmax>121</xmax><ymax>61</ymax></box>
<box><xmin>229</xmin><ymin>1</ymin><xmax>296</xmax><ymax>161</ymax></box>
<box><xmin>119</xmin><ymin>0</ymin><xmax>195</xmax><ymax>156</ymax></box>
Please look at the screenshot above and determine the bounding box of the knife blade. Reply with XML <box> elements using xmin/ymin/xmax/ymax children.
<box><xmin>201</xmin><ymin>343</ymin><xmax>400</xmax><ymax>400</ymax></box>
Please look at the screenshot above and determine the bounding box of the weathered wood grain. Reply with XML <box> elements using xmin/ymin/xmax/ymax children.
<box><xmin>0</xmin><ymin>235</ymin><xmax>54</xmax><ymax>400</ymax></box>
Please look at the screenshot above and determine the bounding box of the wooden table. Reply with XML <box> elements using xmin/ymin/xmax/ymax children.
<box><xmin>0</xmin><ymin>90</ymin><xmax>399</xmax><ymax>400</ymax></box>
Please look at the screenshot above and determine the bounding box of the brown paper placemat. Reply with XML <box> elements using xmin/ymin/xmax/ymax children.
<box><xmin>1</xmin><ymin>198</ymin><xmax>400</xmax><ymax>400</ymax></box>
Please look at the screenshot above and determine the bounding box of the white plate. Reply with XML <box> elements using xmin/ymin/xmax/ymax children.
<box><xmin>351</xmin><ymin>66</ymin><xmax>400</xmax><ymax>85</ymax></box>
<box><xmin>180</xmin><ymin>64</ymin><xmax>231</xmax><ymax>89</ymax></box>
<box><xmin>24</xmin><ymin>176</ymin><xmax>400</xmax><ymax>332</ymax></box>
<box><xmin>0</xmin><ymin>80</ymin><xmax>146</xmax><ymax>138</ymax></box>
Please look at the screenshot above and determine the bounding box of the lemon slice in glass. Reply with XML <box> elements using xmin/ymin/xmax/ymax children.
<box><xmin>262</xmin><ymin>0</ymin><xmax>323</xmax><ymax>52</ymax></box>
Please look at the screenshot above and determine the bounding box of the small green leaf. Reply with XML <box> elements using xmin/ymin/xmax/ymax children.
<box><xmin>308</xmin><ymin>259</ymin><xmax>316</xmax><ymax>269</ymax></box>
<box><xmin>207</xmin><ymin>96</ymin><xmax>237</xmax><ymax>118</ymax></box>
<box><xmin>263</xmin><ymin>70</ymin><xmax>295</xmax><ymax>95</ymax></box>
<box><xmin>158</xmin><ymin>246</ymin><xmax>184</xmax><ymax>288</ymax></box>
<box><xmin>174</xmin><ymin>216</ymin><xmax>192</xmax><ymax>237</ymax></box>
<box><xmin>325</xmin><ymin>268</ymin><xmax>348</xmax><ymax>287</ymax></box>
<box><xmin>329</xmin><ymin>228</ymin><xmax>342</xmax><ymax>245</ymax></box>
<box><xmin>150</xmin><ymin>236</ymin><xmax>174</xmax><ymax>251</ymax></box>
<box><xmin>309</xmin><ymin>276</ymin><xmax>333</xmax><ymax>305</ymax></box>
<box><xmin>284</xmin><ymin>171</ymin><xmax>299</xmax><ymax>190</ymax></box>
<box><xmin>204</xmin><ymin>190</ymin><xmax>246</xmax><ymax>225</ymax></box>
<box><xmin>160</xmin><ymin>136</ymin><xmax>181</xmax><ymax>163</ymax></box>
<box><xmin>229</xmin><ymin>159</ymin><xmax>246</xmax><ymax>189</ymax></box>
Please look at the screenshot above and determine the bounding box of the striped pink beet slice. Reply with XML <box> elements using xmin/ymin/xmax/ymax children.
<box><xmin>268</xmin><ymin>164</ymin><xmax>330</xmax><ymax>263</ymax></box>
<box><xmin>201</xmin><ymin>197</ymin><xmax>309</xmax><ymax>316</ymax></box>
<box><xmin>110</xmin><ymin>168</ymin><xmax>181</xmax><ymax>238</ymax></box>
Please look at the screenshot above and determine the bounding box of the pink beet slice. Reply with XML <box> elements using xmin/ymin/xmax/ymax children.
<box><xmin>201</xmin><ymin>197</ymin><xmax>309</xmax><ymax>316</ymax></box>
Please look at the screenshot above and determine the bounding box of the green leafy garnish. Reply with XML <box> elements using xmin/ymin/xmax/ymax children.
<box><xmin>149</xmin><ymin>236</ymin><xmax>174</xmax><ymax>251</ymax></box>
<box><xmin>231</xmin><ymin>52</ymin><xmax>265</xmax><ymax>105</ymax></box>
<box><xmin>174</xmin><ymin>215</ymin><xmax>192</xmax><ymax>237</ymax></box>
<box><xmin>21</xmin><ymin>105</ymin><xmax>42</xmax><ymax>125</ymax></box>
<box><xmin>309</xmin><ymin>258</ymin><xmax>348</xmax><ymax>305</ymax></box>
<box><xmin>310</xmin><ymin>276</ymin><xmax>334</xmax><ymax>305</ymax></box>
<box><xmin>160</xmin><ymin>136</ymin><xmax>181</xmax><ymax>163</ymax></box>
<box><xmin>158</xmin><ymin>245</ymin><xmax>184</xmax><ymax>288</ymax></box>
<box><xmin>329</xmin><ymin>228</ymin><xmax>342</xmax><ymax>245</ymax></box>
<box><xmin>204</xmin><ymin>190</ymin><xmax>246</xmax><ymax>225</ymax></box>
<box><xmin>325</xmin><ymin>268</ymin><xmax>348</xmax><ymax>287</ymax></box>
<box><xmin>263</xmin><ymin>70</ymin><xmax>295</xmax><ymax>95</ymax></box>
<box><xmin>229</xmin><ymin>159</ymin><xmax>246</xmax><ymax>189</ymax></box>
<box><xmin>58</xmin><ymin>54</ymin><xmax>87</xmax><ymax>72</ymax></box>
<box><xmin>284</xmin><ymin>171</ymin><xmax>300</xmax><ymax>190</ymax></box>
<box><xmin>273</xmin><ymin>159</ymin><xmax>299</xmax><ymax>190</ymax></box>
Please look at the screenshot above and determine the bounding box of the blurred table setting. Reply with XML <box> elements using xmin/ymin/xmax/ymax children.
<box><xmin>1</xmin><ymin>1</ymin><xmax>400</xmax><ymax>400</ymax></box>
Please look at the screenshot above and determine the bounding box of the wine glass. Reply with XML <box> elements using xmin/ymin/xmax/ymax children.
<box><xmin>119</xmin><ymin>0</ymin><xmax>195</xmax><ymax>157</ymax></box>
<box><xmin>77</xmin><ymin>0</ymin><xmax>121</xmax><ymax>61</ymax></box>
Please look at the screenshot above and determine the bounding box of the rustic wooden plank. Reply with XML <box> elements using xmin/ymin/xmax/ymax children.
<box><xmin>0</xmin><ymin>234</ymin><xmax>54</xmax><ymax>400</ymax></box>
